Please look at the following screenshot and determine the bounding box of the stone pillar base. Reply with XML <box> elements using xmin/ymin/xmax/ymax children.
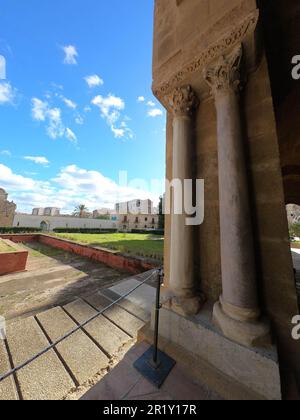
<box><xmin>165</xmin><ymin>294</ymin><xmax>206</xmax><ymax>317</ymax></box>
<box><xmin>213</xmin><ymin>301</ymin><xmax>272</xmax><ymax>348</ymax></box>
<box><xmin>146</xmin><ymin>304</ymin><xmax>281</xmax><ymax>400</ymax></box>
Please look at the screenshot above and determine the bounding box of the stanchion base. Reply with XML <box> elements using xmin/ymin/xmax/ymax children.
<box><xmin>133</xmin><ymin>346</ymin><xmax>176</xmax><ymax>388</ymax></box>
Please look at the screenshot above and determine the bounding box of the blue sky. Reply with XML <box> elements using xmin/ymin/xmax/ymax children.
<box><xmin>0</xmin><ymin>0</ymin><xmax>166</xmax><ymax>213</ymax></box>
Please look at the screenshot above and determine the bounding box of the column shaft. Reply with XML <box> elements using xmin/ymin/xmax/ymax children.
<box><xmin>167</xmin><ymin>85</ymin><xmax>204</xmax><ymax>316</ymax></box>
<box><xmin>216</xmin><ymin>90</ymin><xmax>258</xmax><ymax>314</ymax></box>
<box><xmin>204</xmin><ymin>45</ymin><xmax>270</xmax><ymax>346</ymax></box>
<box><xmin>170</xmin><ymin>115</ymin><xmax>194</xmax><ymax>298</ymax></box>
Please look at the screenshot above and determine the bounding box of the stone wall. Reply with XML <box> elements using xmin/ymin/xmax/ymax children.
<box><xmin>13</xmin><ymin>214</ymin><xmax>118</xmax><ymax>231</ymax></box>
<box><xmin>153</xmin><ymin>0</ymin><xmax>300</xmax><ymax>375</ymax></box>
<box><xmin>0</xmin><ymin>189</ymin><xmax>16</xmax><ymax>227</ymax></box>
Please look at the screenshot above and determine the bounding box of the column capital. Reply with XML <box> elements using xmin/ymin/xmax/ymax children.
<box><xmin>168</xmin><ymin>85</ymin><xmax>199</xmax><ymax>117</ymax></box>
<box><xmin>204</xmin><ymin>44</ymin><xmax>243</xmax><ymax>97</ymax></box>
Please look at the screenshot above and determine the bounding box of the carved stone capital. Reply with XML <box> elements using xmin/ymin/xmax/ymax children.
<box><xmin>168</xmin><ymin>85</ymin><xmax>199</xmax><ymax>117</ymax></box>
<box><xmin>204</xmin><ymin>44</ymin><xmax>243</xmax><ymax>97</ymax></box>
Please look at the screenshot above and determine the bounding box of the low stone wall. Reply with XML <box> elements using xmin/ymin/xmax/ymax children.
<box><xmin>291</xmin><ymin>243</ymin><xmax>300</xmax><ymax>249</ymax></box>
<box><xmin>0</xmin><ymin>234</ymin><xmax>158</xmax><ymax>275</ymax></box>
<box><xmin>0</xmin><ymin>240</ymin><xmax>28</xmax><ymax>275</ymax></box>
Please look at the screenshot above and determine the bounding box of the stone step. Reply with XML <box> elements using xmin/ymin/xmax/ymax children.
<box><xmin>0</xmin><ymin>340</ymin><xmax>19</xmax><ymax>400</ymax></box>
<box><xmin>64</xmin><ymin>299</ymin><xmax>132</xmax><ymax>357</ymax></box>
<box><xmin>101</xmin><ymin>289</ymin><xmax>150</xmax><ymax>322</ymax></box>
<box><xmin>84</xmin><ymin>293</ymin><xmax>145</xmax><ymax>338</ymax></box>
<box><xmin>36</xmin><ymin>307</ymin><xmax>109</xmax><ymax>385</ymax></box>
<box><xmin>6</xmin><ymin>317</ymin><xmax>74</xmax><ymax>400</ymax></box>
<box><xmin>108</xmin><ymin>278</ymin><xmax>156</xmax><ymax>314</ymax></box>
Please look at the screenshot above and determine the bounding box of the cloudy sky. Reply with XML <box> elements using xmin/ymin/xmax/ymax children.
<box><xmin>0</xmin><ymin>0</ymin><xmax>165</xmax><ymax>213</ymax></box>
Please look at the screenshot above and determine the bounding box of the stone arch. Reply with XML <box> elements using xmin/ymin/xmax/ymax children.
<box><xmin>40</xmin><ymin>221</ymin><xmax>50</xmax><ymax>232</ymax></box>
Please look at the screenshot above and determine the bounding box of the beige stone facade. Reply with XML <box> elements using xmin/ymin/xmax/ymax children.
<box><xmin>119</xmin><ymin>214</ymin><xmax>159</xmax><ymax>231</ymax></box>
<box><xmin>152</xmin><ymin>0</ymin><xmax>300</xmax><ymax>398</ymax></box>
<box><xmin>0</xmin><ymin>188</ymin><xmax>16</xmax><ymax>227</ymax></box>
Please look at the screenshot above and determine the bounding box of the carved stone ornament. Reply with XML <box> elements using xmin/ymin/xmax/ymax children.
<box><xmin>153</xmin><ymin>10</ymin><xmax>258</xmax><ymax>99</ymax></box>
<box><xmin>204</xmin><ymin>44</ymin><xmax>243</xmax><ymax>97</ymax></box>
<box><xmin>168</xmin><ymin>85</ymin><xmax>199</xmax><ymax>117</ymax></box>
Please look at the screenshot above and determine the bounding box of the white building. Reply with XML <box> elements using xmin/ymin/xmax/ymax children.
<box><xmin>115</xmin><ymin>199</ymin><xmax>154</xmax><ymax>215</ymax></box>
<box><xmin>32</xmin><ymin>207</ymin><xmax>60</xmax><ymax>216</ymax></box>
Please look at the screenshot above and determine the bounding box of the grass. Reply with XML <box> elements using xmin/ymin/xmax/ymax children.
<box><xmin>0</xmin><ymin>239</ymin><xmax>16</xmax><ymax>253</ymax></box>
<box><xmin>51</xmin><ymin>232</ymin><xmax>164</xmax><ymax>260</ymax></box>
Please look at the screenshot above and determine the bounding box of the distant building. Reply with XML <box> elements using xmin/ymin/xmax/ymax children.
<box><xmin>114</xmin><ymin>199</ymin><xmax>158</xmax><ymax>231</ymax></box>
<box><xmin>0</xmin><ymin>188</ymin><xmax>16</xmax><ymax>227</ymax></box>
<box><xmin>32</xmin><ymin>208</ymin><xmax>45</xmax><ymax>216</ymax></box>
<box><xmin>287</xmin><ymin>204</ymin><xmax>300</xmax><ymax>224</ymax></box>
<box><xmin>32</xmin><ymin>207</ymin><xmax>60</xmax><ymax>216</ymax></box>
<box><xmin>93</xmin><ymin>208</ymin><xmax>114</xmax><ymax>218</ymax></box>
<box><xmin>115</xmin><ymin>199</ymin><xmax>153</xmax><ymax>215</ymax></box>
<box><xmin>119</xmin><ymin>213</ymin><xmax>159</xmax><ymax>231</ymax></box>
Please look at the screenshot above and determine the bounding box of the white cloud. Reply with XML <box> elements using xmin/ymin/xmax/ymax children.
<box><xmin>31</xmin><ymin>97</ymin><xmax>77</xmax><ymax>142</ymax></box>
<box><xmin>147</xmin><ymin>101</ymin><xmax>155</xmax><ymax>107</ymax></box>
<box><xmin>148</xmin><ymin>108</ymin><xmax>163</xmax><ymax>117</ymax></box>
<box><xmin>0</xmin><ymin>163</ymin><xmax>159</xmax><ymax>213</ymax></box>
<box><xmin>0</xmin><ymin>150</ymin><xmax>11</xmax><ymax>156</ymax></box>
<box><xmin>91</xmin><ymin>94</ymin><xmax>132</xmax><ymax>139</ymax></box>
<box><xmin>24</xmin><ymin>156</ymin><xmax>50</xmax><ymax>166</ymax></box>
<box><xmin>65</xmin><ymin>128</ymin><xmax>77</xmax><ymax>143</ymax></box>
<box><xmin>85</xmin><ymin>75</ymin><xmax>104</xmax><ymax>88</ymax></box>
<box><xmin>61</xmin><ymin>97</ymin><xmax>77</xmax><ymax>109</ymax></box>
<box><xmin>31</xmin><ymin>98</ymin><xmax>48</xmax><ymax>121</ymax></box>
<box><xmin>75</xmin><ymin>114</ymin><xmax>84</xmax><ymax>125</ymax></box>
<box><xmin>0</xmin><ymin>82</ymin><xmax>16</xmax><ymax>105</ymax></box>
<box><xmin>137</xmin><ymin>96</ymin><xmax>145</xmax><ymax>102</ymax></box>
<box><xmin>62</xmin><ymin>45</ymin><xmax>78</xmax><ymax>65</ymax></box>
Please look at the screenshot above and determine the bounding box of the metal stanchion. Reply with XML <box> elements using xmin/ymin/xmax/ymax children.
<box><xmin>134</xmin><ymin>268</ymin><xmax>176</xmax><ymax>388</ymax></box>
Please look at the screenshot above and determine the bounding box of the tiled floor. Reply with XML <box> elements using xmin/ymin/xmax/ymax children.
<box><xmin>81</xmin><ymin>342</ymin><xmax>222</xmax><ymax>401</ymax></box>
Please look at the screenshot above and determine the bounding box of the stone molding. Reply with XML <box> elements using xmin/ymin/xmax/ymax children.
<box><xmin>204</xmin><ymin>44</ymin><xmax>243</xmax><ymax>97</ymax></box>
<box><xmin>167</xmin><ymin>85</ymin><xmax>199</xmax><ymax>117</ymax></box>
<box><xmin>152</xmin><ymin>10</ymin><xmax>259</xmax><ymax>100</ymax></box>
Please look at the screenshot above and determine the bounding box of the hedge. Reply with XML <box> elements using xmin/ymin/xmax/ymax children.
<box><xmin>289</xmin><ymin>223</ymin><xmax>300</xmax><ymax>239</ymax></box>
<box><xmin>0</xmin><ymin>227</ymin><xmax>42</xmax><ymax>234</ymax></box>
<box><xmin>53</xmin><ymin>228</ymin><xmax>118</xmax><ymax>234</ymax></box>
<box><xmin>131</xmin><ymin>229</ymin><xmax>164</xmax><ymax>236</ymax></box>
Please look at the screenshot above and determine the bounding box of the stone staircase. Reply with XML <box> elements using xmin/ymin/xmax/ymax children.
<box><xmin>0</xmin><ymin>278</ymin><xmax>155</xmax><ymax>400</ymax></box>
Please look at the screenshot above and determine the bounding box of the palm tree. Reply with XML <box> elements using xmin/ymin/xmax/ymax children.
<box><xmin>73</xmin><ymin>204</ymin><xmax>89</xmax><ymax>218</ymax></box>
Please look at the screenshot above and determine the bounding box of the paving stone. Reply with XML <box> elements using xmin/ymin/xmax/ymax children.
<box><xmin>64</xmin><ymin>299</ymin><xmax>131</xmax><ymax>357</ymax></box>
<box><xmin>6</xmin><ymin>317</ymin><xmax>74</xmax><ymax>400</ymax></box>
<box><xmin>109</xmin><ymin>279</ymin><xmax>156</xmax><ymax>314</ymax></box>
<box><xmin>80</xmin><ymin>358</ymin><xmax>141</xmax><ymax>400</ymax></box>
<box><xmin>37</xmin><ymin>307</ymin><xmax>109</xmax><ymax>385</ymax></box>
<box><xmin>84</xmin><ymin>293</ymin><xmax>144</xmax><ymax>337</ymax></box>
<box><xmin>101</xmin><ymin>289</ymin><xmax>150</xmax><ymax>322</ymax></box>
<box><xmin>0</xmin><ymin>340</ymin><xmax>19</xmax><ymax>400</ymax></box>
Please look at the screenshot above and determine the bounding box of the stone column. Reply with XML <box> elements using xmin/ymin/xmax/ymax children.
<box><xmin>167</xmin><ymin>85</ymin><xmax>204</xmax><ymax>316</ymax></box>
<box><xmin>204</xmin><ymin>45</ymin><xmax>270</xmax><ymax>347</ymax></box>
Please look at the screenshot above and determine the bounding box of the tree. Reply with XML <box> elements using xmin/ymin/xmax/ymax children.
<box><xmin>73</xmin><ymin>204</ymin><xmax>89</xmax><ymax>218</ymax></box>
<box><xmin>158</xmin><ymin>196</ymin><xmax>165</xmax><ymax>230</ymax></box>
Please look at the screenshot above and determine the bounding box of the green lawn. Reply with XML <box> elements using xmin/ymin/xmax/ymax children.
<box><xmin>0</xmin><ymin>239</ymin><xmax>16</xmax><ymax>253</ymax></box>
<box><xmin>51</xmin><ymin>233</ymin><xmax>164</xmax><ymax>260</ymax></box>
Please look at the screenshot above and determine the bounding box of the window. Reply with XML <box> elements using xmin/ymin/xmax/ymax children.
<box><xmin>135</xmin><ymin>217</ymin><xmax>139</xmax><ymax>223</ymax></box>
<box><xmin>145</xmin><ymin>217</ymin><xmax>148</xmax><ymax>222</ymax></box>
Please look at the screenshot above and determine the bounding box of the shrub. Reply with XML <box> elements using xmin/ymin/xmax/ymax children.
<box><xmin>53</xmin><ymin>228</ymin><xmax>118</xmax><ymax>234</ymax></box>
<box><xmin>131</xmin><ymin>229</ymin><xmax>164</xmax><ymax>236</ymax></box>
<box><xmin>0</xmin><ymin>227</ymin><xmax>42</xmax><ymax>234</ymax></box>
<box><xmin>289</xmin><ymin>223</ymin><xmax>300</xmax><ymax>239</ymax></box>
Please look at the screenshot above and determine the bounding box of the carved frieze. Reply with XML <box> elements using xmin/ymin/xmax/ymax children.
<box><xmin>153</xmin><ymin>10</ymin><xmax>259</xmax><ymax>100</ymax></box>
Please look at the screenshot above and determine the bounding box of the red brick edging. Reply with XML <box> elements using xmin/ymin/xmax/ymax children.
<box><xmin>0</xmin><ymin>234</ymin><xmax>158</xmax><ymax>275</ymax></box>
